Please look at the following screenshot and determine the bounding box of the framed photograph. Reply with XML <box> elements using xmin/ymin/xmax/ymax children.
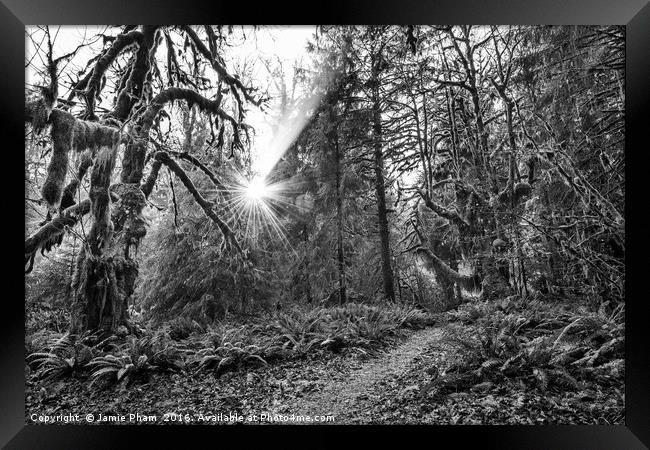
<box><xmin>2</xmin><ymin>0</ymin><xmax>647</xmax><ymax>447</ymax></box>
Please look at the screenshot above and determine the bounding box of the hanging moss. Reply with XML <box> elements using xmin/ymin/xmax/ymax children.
<box><xmin>87</xmin><ymin>144</ymin><xmax>119</xmax><ymax>255</ymax></box>
<box><xmin>112</xmin><ymin>183</ymin><xmax>148</xmax><ymax>257</ymax></box>
<box><xmin>91</xmin><ymin>122</ymin><xmax>120</xmax><ymax>149</ymax></box>
<box><xmin>72</xmin><ymin>119</ymin><xmax>119</xmax><ymax>153</ymax></box>
<box><xmin>41</xmin><ymin>113</ymin><xmax>75</xmax><ymax>210</ymax></box>
<box><xmin>29</xmin><ymin>97</ymin><xmax>54</xmax><ymax>134</ymax></box>
<box><xmin>70</xmin><ymin>253</ymin><xmax>137</xmax><ymax>334</ymax></box>
<box><xmin>40</xmin><ymin>104</ymin><xmax>121</xmax><ymax>213</ymax></box>
<box><xmin>415</xmin><ymin>247</ymin><xmax>481</xmax><ymax>293</ymax></box>
<box><xmin>71</xmin><ymin>121</ymin><xmax>90</xmax><ymax>150</ymax></box>
<box><xmin>61</xmin><ymin>150</ymin><xmax>93</xmax><ymax>209</ymax></box>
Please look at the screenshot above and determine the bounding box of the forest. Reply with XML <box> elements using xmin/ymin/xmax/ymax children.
<box><xmin>24</xmin><ymin>25</ymin><xmax>625</xmax><ymax>424</ymax></box>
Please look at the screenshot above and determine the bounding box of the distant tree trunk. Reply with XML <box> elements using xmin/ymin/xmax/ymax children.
<box><xmin>449</xmin><ymin>256</ymin><xmax>464</xmax><ymax>304</ymax></box>
<box><xmin>541</xmin><ymin>185</ymin><xmax>562</xmax><ymax>293</ymax></box>
<box><xmin>498</xmin><ymin>79</ymin><xmax>529</xmax><ymax>298</ymax></box>
<box><xmin>303</xmin><ymin>224</ymin><xmax>313</xmax><ymax>304</ymax></box>
<box><xmin>333</xmin><ymin>129</ymin><xmax>347</xmax><ymax>305</ymax></box>
<box><xmin>431</xmin><ymin>236</ymin><xmax>463</xmax><ymax>307</ymax></box>
<box><xmin>370</xmin><ymin>51</ymin><xmax>395</xmax><ymax>302</ymax></box>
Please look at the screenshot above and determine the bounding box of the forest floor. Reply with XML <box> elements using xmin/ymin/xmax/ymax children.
<box><xmin>26</xmin><ymin>299</ymin><xmax>624</xmax><ymax>425</ymax></box>
<box><xmin>251</xmin><ymin>320</ymin><xmax>623</xmax><ymax>424</ymax></box>
<box><xmin>261</xmin><ymin>325</ymin><xmax>446</xmax><ymax>423</ymax></box>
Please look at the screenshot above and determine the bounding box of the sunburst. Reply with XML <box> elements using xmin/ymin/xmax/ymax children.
<box><xmin>218</xmin><ymin>172</ymin><xmax>300</xmax><ymax>253</ymax></box>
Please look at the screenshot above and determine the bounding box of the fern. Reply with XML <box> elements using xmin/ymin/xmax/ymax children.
<box><xmin>87</xmin><ymin>353</ymin><xmax>152</xmax><ymax>388</ymax></box>
<box><xmin>194</xmin><ymin>342</ymin><xmax>267</xmax><ymax>374</ymax></box>
<box><xmin>27</xmin><ymin>332</ymin><xmax>103</xmax><ymax>381</ymax></box>
<box><xmin>191</xmin><ymin>325</ymin><xmax>267</xmax><ymax>374</ymax></box>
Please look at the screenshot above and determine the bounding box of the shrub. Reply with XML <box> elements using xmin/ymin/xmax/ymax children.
<box><xmin>432</xmin><ymin>298</ymin><xmax>624</xmax><ymax>396</ymax></box>
<box><xmin>272</xmin><ymin>309</ymin><xmax>327</xmax><ymax>354</ymax></box>
<box><xmin>192</xmin><ymin>325</ymin><xmax>267</xmax><ymax>375</ymax></box>
<box><xmin>88</xmin><ymin>353</ymin><xmax>153</xmax><ymax>388</ymax></box>
<box><xmin>167</xmin><ymin>316</ymin><xmax>203</xmax><ymax>341</ymax></box>
<box><xmin>87</xmin><ymin>332</ymin><xmax>185</xmax><ymax>388</ymax></box>
<box><xmin>27</xmin><ymin>332</ymin><xmax>104</xmax><ymax>381</ymax></box>
<box><xmin>25</xmin><ymin>302</ymin><xmax>69</xmax><ymax>334</ymax></box>
<box><xmin>389</xmin><ymin>304</ymin><xmax>435</xmax><ymax>329</ymax></box>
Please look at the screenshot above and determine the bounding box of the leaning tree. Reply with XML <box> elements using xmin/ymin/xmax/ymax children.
<box><xmin>25</xmin><ymin>25</ymin><xmax>262</xmax><ymax>335</ymax></box>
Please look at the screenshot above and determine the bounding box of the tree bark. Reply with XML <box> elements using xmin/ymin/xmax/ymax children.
<box><xmin>370</xmin><ymin>51</ymin><xmax>395</xmax><ymax>302</ymax></box>
<box><xmin>333</xmin><ymin>127</ymin><xmax>347</xmax><ymax>305</ymax></box>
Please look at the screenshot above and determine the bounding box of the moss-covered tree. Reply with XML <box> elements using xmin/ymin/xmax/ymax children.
<box><xmin>25</xmin><ymin>26</ymin><xmax>262</xmax><ymax>335</ymax></box>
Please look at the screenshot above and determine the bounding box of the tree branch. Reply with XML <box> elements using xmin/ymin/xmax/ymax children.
<box><xmin>111</xmin><ymin>26</ymin><xmax>159</xmax><ymax>121</ymax></box>
<box><xmin>166</xmin><ymin>150</ymin><xmax>227</xmax><ymax>191</ymax></box>
<box><xmin>140</xmin><ymin>159</ymin><xmax>163</xmax><ymax>198</ymax></box>
<box><xmin>417</xmin><ymin>188</ymin><xmax>470</xmax><ymax>229</ymax></box>
<box><xmin>60</xmin><ymin>150</ymin><xmax>93</xmax><ymax>209</ymax></box>
<box><xmin>153</xmin><ymin>151</ymin><xmax>244</xmax><ymax>256</ymax></box>
<box><xmin>181</xmin><ymin>25</ymin><xmax>263</xmax><ymax>108</ymax></box>
<box><xmin>415</xmin><ymin>247</ymin><xmax>480</xmax><ymax>291</ymax></box>
<box><xmin>84</xmin><ymin>29</ymin><xmax>143</xmax><ymax>119</ymax></box>
<box><xmin>25</xmin><ymin>199</ymin><xmax>91</xmax><ymax>273</ymax></box>
<box><xmin>26</xmin><ymin>158</ymin><xmax>160</xmax><ymax>272</ymax></box>
<box><xmin>139</xmin><ymin>87</ymin><xmax>242</xmax><ymax>140</ymax></box>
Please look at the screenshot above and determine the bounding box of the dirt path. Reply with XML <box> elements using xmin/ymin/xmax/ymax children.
<box><xmin>267</xmin><ymin>325</ymin><xmax>446</xmax><ymax>423</ymax></box>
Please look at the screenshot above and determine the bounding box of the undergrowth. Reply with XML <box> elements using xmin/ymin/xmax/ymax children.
<box><xmin>425</xmin><ymin>295</ymin><xmax>624</xmax><ymax>397</ymax></box>
<box><xmin>26</xmin><ymin>302</ymin><xmax>434</xmax><ymax>389</ymax></box>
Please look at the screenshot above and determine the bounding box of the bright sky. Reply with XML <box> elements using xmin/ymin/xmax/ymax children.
<box><xmin>232</xmin><ymin>26</ymin><xmax>318</xmax><ymax>177</ymax></box>
<box><xmin>25</xmin><ymin>25</ymin><xmax>318</xmax><ymax>178</ymax></box>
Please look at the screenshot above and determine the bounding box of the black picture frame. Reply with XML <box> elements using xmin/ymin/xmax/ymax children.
<box><xmin>2</xmin><ymin>1</ymin><xmax>647</xmax><ymax>447</ymax></box>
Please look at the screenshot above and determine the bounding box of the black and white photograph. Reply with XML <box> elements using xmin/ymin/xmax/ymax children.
<box><xmin>24</xmin><ymin>24</ymin><xmax>626</xmax><ymax>426</ymax></box>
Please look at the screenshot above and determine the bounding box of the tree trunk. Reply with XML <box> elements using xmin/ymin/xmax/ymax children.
<box><xmin>333</xmin><ymin>129</ymin><xmax>347</xmax><ymax>305</ymax></box>
<box><xmin>69</xmin><ymin>28</ymin><xmax>160</xmax><ymax>335</ymax></box>
<box><xmin>70</xmin><ymin>252</ymin><xmax>138</xmax><ymax>335</ymax></box>
<box><xmin>449</xmin><ymin>256</ymin><xmax>464</xmax><ymax>305</ymax></box>
<box><xmin>70</xmin><ymin>177</ymin><xmax>147</xmax><ymax>335</ymax></box>
<box><xmin>371</xmin><ymin>52</ymin><xmax>395</xmax><ymax>302</ymax></box>
<box><xmin>68</xmin><ymin>141</ymin><xmax>145</xmax><ymax>335</ymax></box>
